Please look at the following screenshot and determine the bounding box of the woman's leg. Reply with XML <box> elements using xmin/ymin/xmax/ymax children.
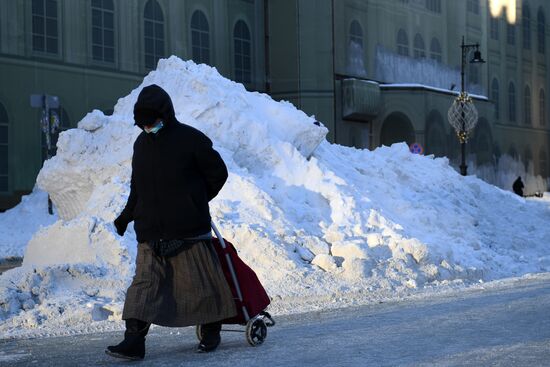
<box><xmin>105</xmin><ymin>318</ymin><xmax>151</xmax><ymax>360</ymax></box>
<box><xmin>197</xmin><ymin>321</ymin><xmax>222</xmax><ymax>353</ymax></box>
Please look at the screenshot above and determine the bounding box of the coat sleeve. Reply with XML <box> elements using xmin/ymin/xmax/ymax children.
<box><xmin>118</xmin><ymin>140</ymin><xmax>140</xmax><ymax>225</ymax></box>
<box><xmin>194</xmin><ymin>133</ymin><xmax>228</xmax><ymax>201</ymax></box>
<box><xmin>118</xmin><ymin>169</ymin><xmax>137</xmax><ymax>224</ymax></box>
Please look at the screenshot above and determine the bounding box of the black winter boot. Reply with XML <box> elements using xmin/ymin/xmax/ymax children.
<box><xmin>106</xmin><ymin>319</ymin><xmax>150</xmax><ymax>360</ymax></box>
<box><xmin>197</xmin><ymin>321</ymin><xmax>222</xmax><ymax>353</ymax></box>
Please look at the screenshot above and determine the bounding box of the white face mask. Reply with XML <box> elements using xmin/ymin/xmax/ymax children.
<box><xmin>144</xmin><ymin>120</ymin><xmax>164</xmax><ymax>134</ymax></box>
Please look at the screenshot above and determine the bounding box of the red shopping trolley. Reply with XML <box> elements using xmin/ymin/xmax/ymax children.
<box><xmin>195</xmin><ymin>222</ymin><xmax>275</xmax><ymax>346</ymax></box>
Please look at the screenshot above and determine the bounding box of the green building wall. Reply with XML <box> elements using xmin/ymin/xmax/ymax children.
<box><xmin>2</xmin><ymin>0</ymin><xmax>550</xmax><ymax>210</ymax></box>
<box><xmin>0</xmin><ymin>0</ymin><xmax>265</xmax><ymax>210</ymax></box>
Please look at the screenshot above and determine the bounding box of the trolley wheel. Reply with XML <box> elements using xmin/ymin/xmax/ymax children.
<box><xmin>246</xmin><ymin>317</ymin><xmax>267</xmax><ymax>346</ymax></box>
<box><xmin>195</xmin><ymin>325</ymin><xmax>203</xmax><ymax>341</ymax></box>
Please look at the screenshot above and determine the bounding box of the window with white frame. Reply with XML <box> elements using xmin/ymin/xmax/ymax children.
<box><xmin>492</xmin><ymin>78</ymin><xmax>500</xmax><ymax>120</ymax></box>
<box><xmin>349</xmin><ymin>20</ymin><xmax>363</xmax><ymax>48</ymax></box>
<box><xmin>91</xmin><ymin>0</ymin><xmax>115</xmax><ymax>63</ymax></box>
<box><xmin>426</xmin><ymin>0</ymin><xmax>441</xmax><ymax>13</ymax></box>
<box><xmin>538</xmin><ymin>7</ymin><xmax>545</xmax><ymax>54</ymax></box>
<box><xmin>144</xmin><ymin>0</ymin><xmax>165</xmax><ymax>70</ymax></box>
<box><xmin>32</xmin><ymin>0</ymin><xmax>58</xmax><ymax>54</ymax></box>
<box><xmin>524</xmin><ymin>85</ymin><xmax>532</xmax><ymax>125</ymax></box>
<box><xmin>507</xmin><ymin>20</ymin><xmax>516</xmax><ymax>45</ymax></box>
<box><xmin>397</xmin><ymin>29</ymin><xmax>409</xmax><ymax>56</ymax></box>
<box><xmin>429</xmin><ymin>37</ymin><xmax>442</xmax><ymax>62</ymax></box>
<box><xmin>509</xmin><ymin>82</ymin><xmax>516</xmax><ymax>122</ymax></box>
<box><xmin>191</xmin><ymin>10</ymin><xmax>210</xmax><ymax>65</ymax></box>
<box><xmin>413</xmin><ymin>34</ymin><xmax>425</xmax><ymax>58</ymax></box>
<box><xmin>523</xmin><ymin>3</ymin><xmax>531</xmax><ymax>50</ymax></box>
<box><xmin>234</xmin><ymin>20</ymin><xmax>252</xmax><ymax>84</ymax></box>
<box><xmin>467</xmin><ymin>0</ymin><xmax>479</xmax><ymax>14</ymax></box>
<box><xmin>490</xmin><ymin>16</ymin><xmax>499</xmax><ymax>40</ymax></box>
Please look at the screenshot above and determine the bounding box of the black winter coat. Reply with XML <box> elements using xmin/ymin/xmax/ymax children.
<box><xmin>118</xmin><ymin>85</ymin><xmax>228</xmax><ymax>243</ymax></box>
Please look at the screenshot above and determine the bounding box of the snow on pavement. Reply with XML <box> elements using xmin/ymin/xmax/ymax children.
<box><xmin>1</xmin><ymin>56</ymin><xmax>550</xmax><ymax>338</ymax></box>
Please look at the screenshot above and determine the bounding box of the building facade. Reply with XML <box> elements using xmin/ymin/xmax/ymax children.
<box><xmin>1</xmin><ymin>0</ymin><xmax>548</xmax><ymax>210</ymax></box>
<box><xmin>0</xmin><ymin>0</ymin><xmax>266</xmax><ymax>209</ymax></box>
<box><xmin>268</xmin><ymin>0</ymin><xmax>550</xmax><ymax>191</ymax></box>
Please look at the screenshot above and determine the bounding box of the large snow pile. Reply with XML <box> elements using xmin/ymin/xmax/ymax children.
<box><xmin>0</xmin><ymin>189</ymin><xmax>57</xmax><ymax>260</ymax></box>
<box><xmin>1</xmin><ymin>57</ymin><xmax>550</xmax><ymax>338</ymax></box>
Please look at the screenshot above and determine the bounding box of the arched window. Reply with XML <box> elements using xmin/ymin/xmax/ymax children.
<box><xmin>413</xmin><ymin>34</ymin><xmax>425</xmax><ymax>58</ymax></box>
<box><xmin>524</xmin><ymin>85</ymin><xmax>532</xmax><ymax>125</ymax></box>
<box><xmin>144</xmin><ymin>0</ymin><xmax>165</xmax><ymax>70</ymax></box>
<box><xmin>91</xmin><ymin>0</ymin><xmax>115</xmax><ymax>63</ymax></box>
<box><xmin>233</xmin><ymin>20</ymin><xmax>252</xmax><ymax>84</ymax></box>
<box><xmin>191</xmin><ymin>10</ymin><xmax>210</xmax><ymax>64</ymax></box>
<box><xmin>32</xmin><ymin>0</ymin><xmax>58</xmax><ymax>54</ymax></box>
<box><xmin>467</xmin><ymin>0</ymin><xmax>479</xmax><ymax>14</ymax></box>
<box><xmin>426</xmin><ymin>0</ymin><xmax>441</xmax><ymax>13</ymax></box>
<box><xmin>523</xmin><ymin>3</ymin><xmax>531</xmax><ymax>50</ymax></box>
<box><xmin>490</xmin><ymin>16</ymin><xmax>499</xmax><ymax>40</ymax></box>
<box><xmin>349</xmin><ymin>20</ymin><xmax>363</xmax><ymax>48</ymax></box>
<box><xmin>348</xmin><ymin>20</ymin><xmax>365</xmax><ymax>75</ymax></box>
<box><xmin>430</xmin><ymin>37</ymin><xmax>442</xmax><ymax>62</ymax></box>
<box><xmin>509</xmin><ymin>82</ymin><xmax>516</xmax><ymax>122</ymax></box>
<box><xmin>397</xmin><ymin>29</ymin><xmax>409</xmax><ymax>56</ymax></box>
<box><xmin>0</xmin><ymin>103</ymin><xmax>8</xmax><ymax>192</ymax></box>
<box><xmin>492</xmin><ymin>78</ymin><xmax>500</xmax><ymax>120</ymax></box>
<box><xmin>507</xmin><ymin>20</ymin><xmax>516</xmax><ymax>45</ymax></box>
<box><xmin>539</xmin><ymin>150</ymin><xmax>548</xmax><ymax>177</ymax></box>
<box><xmin>540</xmin><ymin>89</ymin><xmax>546</xmax><ymax>126</ymax></box>
<box><xmin>538</xmin><ymin>8</ymin><xmax>545</xmax><ymax>54</ymax></box>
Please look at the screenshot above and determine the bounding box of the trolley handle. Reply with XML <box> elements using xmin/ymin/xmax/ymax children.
<box><xmin>211</xmin><ymin>221</ymin><xmax>251</xmax><ymax>322</ymax></box>
<box><xmin>211</xmin><ymin>221</ymin><xmax>227</xmax><ymax>249</ymax></box>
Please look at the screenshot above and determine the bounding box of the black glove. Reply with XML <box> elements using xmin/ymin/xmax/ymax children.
<box><xmin>114</xmin><ymin>215</ymin><xmax>129</xmax><ymax>236</ymax></box>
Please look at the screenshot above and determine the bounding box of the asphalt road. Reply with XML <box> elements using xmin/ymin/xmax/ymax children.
<box><xmin>1</xmin><ymin>278</ymin><xmax>549</xmax><ymax>366</ymax></box>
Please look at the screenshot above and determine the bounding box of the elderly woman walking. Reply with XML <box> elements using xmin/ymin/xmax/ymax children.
<box><xmin>106</xmin><ymin>84</ymin><xmax>236</xmax><ymax>360</ymax></box>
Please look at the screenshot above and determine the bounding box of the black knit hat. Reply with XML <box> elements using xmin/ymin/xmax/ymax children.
<box><xmin>134</xmin><ymin>108</ymin><xmax>159</xmax><ymax>127</ymax></box>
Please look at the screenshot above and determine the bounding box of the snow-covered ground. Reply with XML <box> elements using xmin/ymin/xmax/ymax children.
<box><xmin>1</xmin><ymin>57</ymin><xmax>550</xmax><ymax>339</ymax></box>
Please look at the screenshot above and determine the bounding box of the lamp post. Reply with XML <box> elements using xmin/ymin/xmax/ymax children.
<box><xmin>448</xmin><ymin>36</ymin><xmax>485</xmax><ymax>176</ymax></box>
<box><xmin>30</xmin><ymin>94</ymin><xmax>60</xmax><ymax>214</ymax></box>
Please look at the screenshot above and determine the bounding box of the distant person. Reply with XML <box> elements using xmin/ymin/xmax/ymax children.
<box><xmin>513</xmin><ymin>176</ymin><xmax>524</xmax><ymax>197</ymax></box>
<box><xmin>106</xmin><ymin>84</ymin><xmax>236</xmax><ymax>360</ymax></box>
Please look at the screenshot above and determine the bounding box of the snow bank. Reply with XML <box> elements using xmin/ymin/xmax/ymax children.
<box><xmin>0</xmin><ymin>189</ymin><xmax>57</xmax><ymax>260</ymax></box>
<box><xmin>1</xmin><ymin>56</ymin><xmax>550</xmax><ymax>338</ymax></box>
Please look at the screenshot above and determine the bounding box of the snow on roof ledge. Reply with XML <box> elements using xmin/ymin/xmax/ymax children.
<box><xmin>380</xmin><ymin>83</ymin><xmax>488</xmax><ymax>101</ymax></box>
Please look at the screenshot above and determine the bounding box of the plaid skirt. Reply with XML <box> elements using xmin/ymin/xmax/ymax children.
<box><xmin>122</xmin><ymin>240</ymin><xmax>237</xmax><ymax>327</ymax></box>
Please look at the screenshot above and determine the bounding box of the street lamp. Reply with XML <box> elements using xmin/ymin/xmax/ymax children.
<box><xmin>30</xmin><ymin>93</ymin><xmax>60</xmax><ymax>214</ymax></box>
<box><xmin>447</xmin><ymin>36</ymin><xmax>485</xmax><ymax>176</ymax></box>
